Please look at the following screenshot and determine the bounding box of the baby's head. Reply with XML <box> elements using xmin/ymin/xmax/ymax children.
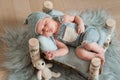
<box><xmin>36</xmin><ymin>17</ymin><xmax>57</xmax><ymax>37</ymax></box>
<box><xmin>25</xmin><ymin>12</ymin><xmax>54</xmax><ymax>36</ymax></box>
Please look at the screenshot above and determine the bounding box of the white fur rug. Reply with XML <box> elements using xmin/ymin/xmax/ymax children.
<box><xmin>0</xmin><ymin>10</ymin><xmax>120</xmax><ymax>80</ymax></box>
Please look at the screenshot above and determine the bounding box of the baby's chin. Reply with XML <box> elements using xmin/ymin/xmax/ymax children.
<box><xmin>44</xmin><ymin>34</ymin><xmax>53</xmax><ymax>37</ymax></box>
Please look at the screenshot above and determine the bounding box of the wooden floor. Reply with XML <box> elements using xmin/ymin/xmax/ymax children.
<box><xmin>0</xmin><ymin>0</ymin><xmax>120</xmax><ymax>79</ymax></box>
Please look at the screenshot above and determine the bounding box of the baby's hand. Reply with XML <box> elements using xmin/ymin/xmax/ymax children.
<box><xmin>77</xmin><ymin>24</ymin><xmax>85</xmax><ymax>34</ymax></box>
<box><xmin>96</xmin><ymin>53</ymin><xmax>105</xmax><ymax>66</ymax></box>
<box><xmin>45</xmin><ymin>51</ymin><xmax>55</xmax><ymax>60</ymax></box>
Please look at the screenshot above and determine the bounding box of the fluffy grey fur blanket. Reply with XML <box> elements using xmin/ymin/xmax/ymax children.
<box><xmin>0</xmin><ymin>10</ymin><xmax>120</xmax><ymax>80</ymax></box>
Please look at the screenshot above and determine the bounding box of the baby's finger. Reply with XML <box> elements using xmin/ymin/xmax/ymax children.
<box><xmin>46</xmin><ymin>51</ymin><xmax>50</xmax><ymax>54</ymax></box>
<box><xmin>48</xmin><ymin>55</ymin><xmax>53</xmax><ymax>60</ymax></box>
<box><xmin>77</xmin><ymin>28</ymin><xmax>81</xmax><ymax>34</ymax></box>
<box><xmin>46</xmin><ymin>54</ymin><xmax>49</xmax><ymax>58</ymax></box>
<box><xmin>45</xmin><ymin>54</ymin><xmax>49</xmax><ymax>60</ymax></box>
<box><xmin>82</xmin><ymin>26</ymin><xmax>85</xmax><ymax>32</ymax></box>
<box><xmin>80</xmin><ymin>29</ymin><xmax>83</xmax><ymax>33</ymax></box>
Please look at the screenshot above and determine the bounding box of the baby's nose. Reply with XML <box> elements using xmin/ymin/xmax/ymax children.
<box><xmin>44</xmin><ymin>27</ymin><xmax>49</xmax><ymax>31</ymax></box>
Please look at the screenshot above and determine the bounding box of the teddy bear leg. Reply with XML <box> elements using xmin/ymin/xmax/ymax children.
<box><xmin>52</xmin><ymin>72</ymin><xmax>61</xmax><ymax>78</ymax></box>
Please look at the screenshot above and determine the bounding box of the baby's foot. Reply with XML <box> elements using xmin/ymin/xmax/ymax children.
<box><xmin>95</xmin><ymin>53</ymin><xmax>105</xmax><ymax>66</ymax></box>
<box><xmin>97</xmin><ymin>48</ymin><xmax>105</xmax><ymax>54</ymax></box>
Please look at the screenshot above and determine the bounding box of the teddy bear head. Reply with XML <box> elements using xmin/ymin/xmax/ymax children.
<box><xmin>35</xmin><ymin>59</ymin><xmax>46</xmax><ymax>70</ymax></box>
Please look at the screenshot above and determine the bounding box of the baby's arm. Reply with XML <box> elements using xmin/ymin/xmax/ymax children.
<box><xmin>74</xmin><ymin>16</ymin><xmax>85</xmax><ymax>34</ymax></box>
<box><xmin>46</xmin><ymin>39</ymin><xmax>69</xmax><ymax>60</ymax></box>
<box><xmin>62</xmin><ymin>15</ymin><xmax>85</xmax><ymax>34</ymax></box>
<box><xmin>54</xmin><ymin>39</ymin><xmax>69</xmax><ymax>56</ymax></box>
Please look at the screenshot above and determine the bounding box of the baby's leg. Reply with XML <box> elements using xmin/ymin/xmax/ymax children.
<box><xmin>83</xmin><ymin>42</ymin><xmax>104</xmax><ymax>54</ymax></box>
<box><xmin>76</xmin><ymin>47</ymin><xmax>96</xmax><ymax>60</ymax></box>
<box><xmin>82</xmin><ymin>42</ymin><xmax>105</xmax><ymax>65</ymax></box>
<box><xmin>82</xmin><ymin>26</ymin><xmax>104</xmax><ymax>53</ymax></box>
<box><xmin>76</xmin><ymin>47</ymin><xmax>105</xmax><ymax>65</ymax></box>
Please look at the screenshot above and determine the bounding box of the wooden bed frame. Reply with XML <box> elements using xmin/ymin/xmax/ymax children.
<box><xmin>28</xmin><ymin>1</ymin><xmax>116</xmax><ymax>80</ymax></box>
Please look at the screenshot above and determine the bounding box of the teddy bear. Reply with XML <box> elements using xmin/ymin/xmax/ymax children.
<box><xmin>35</xmin><ymin>59</ymin><xmax>61</xmax><ymax>80</ymax></box>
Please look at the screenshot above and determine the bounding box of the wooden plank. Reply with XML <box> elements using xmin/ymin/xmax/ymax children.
<box><xmin>52</xmin><ymin>0</ymin><xmax>65</xmax><ymax>11</ymax></box>
<box><xmin>13</xmin><ymin>0</ymin><xmax>31</xmax><ymax>24</ymax></box>
<box><xmin>29</xmin><ymin>0</ymin><xmax>44</xmax><ymax>12</ymax></box>
<box><xmin>0</xmin><ymin>0</ymin><xmax>17</xmax><ymax>25</ymax></box>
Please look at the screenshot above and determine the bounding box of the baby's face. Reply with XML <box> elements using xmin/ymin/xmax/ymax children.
<box><xmin>38</xmin><ymin>18</ymin><xmax>56</xmax><ymax>37</ymax></box>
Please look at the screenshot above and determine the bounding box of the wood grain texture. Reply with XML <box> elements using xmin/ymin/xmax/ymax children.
<box><xmin>0</xmin><ymin>0</ymin><xmax>119</xmax><ymax>79</ymax></box>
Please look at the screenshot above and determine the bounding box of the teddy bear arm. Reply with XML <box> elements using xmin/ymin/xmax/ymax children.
<box><xmin>52</xmin><ymin>72</ymin><xmax>61</xmax><ymax>78</ymax></box>
<box><xmin>46</xmin><ymin>63</ymin><xmax>53</xmax><ymax>68</ymax></box>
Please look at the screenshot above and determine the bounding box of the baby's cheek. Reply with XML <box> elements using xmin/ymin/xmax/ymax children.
<box><xmin>37</xmin><ymin>29</ymin><xmax>42</xmax><ymax>34</ymax></box>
